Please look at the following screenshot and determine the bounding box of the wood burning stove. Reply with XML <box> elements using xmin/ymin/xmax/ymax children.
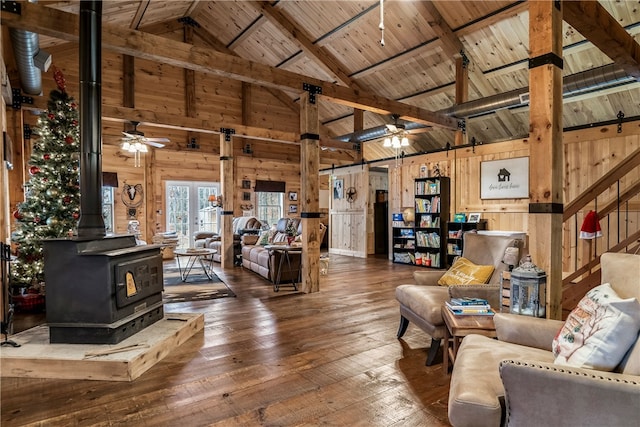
<box><xmin>44</xmin><ymin>235</ymin><xmax>164</xmax><ymax>344</ymax></box>
<box><xmin>41</xmin><ymin>2</ymin><xmax>165</xmax><ymax>345</ymax></box>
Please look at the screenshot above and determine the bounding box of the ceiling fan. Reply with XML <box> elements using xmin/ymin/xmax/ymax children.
<box><xmin>120</xmin><ymin>121</ymin><xmax>170</xmax><ymax>167</ymax></box>
<box><xmin>121</xmin><ymin>121</ymin><xmax>170</xmax><ymax>149</ymax></box>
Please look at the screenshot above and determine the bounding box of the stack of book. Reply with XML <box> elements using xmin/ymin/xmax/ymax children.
<box><xmin>445</xmin><ymin>297</ymin><xmax>495</xmax><ymax>316</ymax></box>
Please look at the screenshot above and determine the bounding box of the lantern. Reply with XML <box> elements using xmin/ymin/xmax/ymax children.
<box><xmin>510</xmin><ymin>255</ymin><xmax>546</xmax><ymax>317</ymax></box>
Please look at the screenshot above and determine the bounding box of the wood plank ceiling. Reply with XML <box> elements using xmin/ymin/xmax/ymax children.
<box><xmin>13</xmin><ymin>1</ymin><xmax>640</xmax><ymax>163</ymax></box>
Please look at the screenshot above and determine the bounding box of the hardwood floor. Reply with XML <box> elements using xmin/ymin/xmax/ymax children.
<box><xmin>1</xmin><ymin>254</ymin><xmax>452</xmax><ymax>426</ymax></box>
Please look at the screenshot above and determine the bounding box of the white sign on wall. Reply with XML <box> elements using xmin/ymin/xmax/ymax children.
<box><xmin>480</xmin><ymin>157</ymin><xmax>529</xmax><ymax>199</ymax></box>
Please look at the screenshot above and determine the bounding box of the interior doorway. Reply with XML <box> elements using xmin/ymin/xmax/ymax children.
<box><xmin>165</xmin><ymin>181</ymin><xmax>219</xmax><ymax>248</ymax></box>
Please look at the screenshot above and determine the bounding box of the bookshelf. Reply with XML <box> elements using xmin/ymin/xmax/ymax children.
<box><xmin>414</xmin><ymin>177</ymin><xmax>450</xmax><ymax>268</ymax></box>
<box><xmin>446</xmin><ymin>220</ymin><xmax>487</xmax><ymax>267</ymax></box>
<box><xmin>392</xmin><ymin>224</ymin><xmax>415</xmax><ymax>265</ymax></box>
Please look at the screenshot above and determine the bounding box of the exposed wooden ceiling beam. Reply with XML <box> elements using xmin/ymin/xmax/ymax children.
<box><xmin>22</xmin><ymin>94</ymin><xmax>354</xmax><ymax>151</ymax></box>
<box><xmin>1</xmin><ymin>2</ymin><xmax>457</xmax><ymax>130</ymax></box>
<box><xmin>563</xmin><ymin>1</ymin><xmax>640</xmax><ymax>79</ymax></box>
<box><xmin>137</xmin><ymin>18</ymin><xmax>185</xmax><ymax>35</ymax></box>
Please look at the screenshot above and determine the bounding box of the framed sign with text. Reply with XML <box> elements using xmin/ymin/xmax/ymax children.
<box><xmin>480</xmin><ymin>157</ymin><xmax>529</xmax><ymax>200</ymax></box>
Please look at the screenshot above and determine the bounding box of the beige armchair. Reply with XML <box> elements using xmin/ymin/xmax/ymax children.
<box><xmin>395</xmin><ymin>233</ymin><xmax>522</xmax><ymax>365</ymax></box>
<box><xmin>448</xmin><ymin>252</ymin><xmax>640</xmax><ymax>427</ymax></box>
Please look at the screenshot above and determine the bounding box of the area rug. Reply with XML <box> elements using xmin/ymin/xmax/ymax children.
<box><xmin>163</xmin><ymin>268</ymin><xmax>235</xmax><ymax>303</ymax></box>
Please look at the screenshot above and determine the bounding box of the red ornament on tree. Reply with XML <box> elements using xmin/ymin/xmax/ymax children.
<box><xmin>53</xmin><ymin>67</ymin><xmax>66</xmax><ymax>92</ymax></box>
<box><xmin>72</xmin><ymin>212</ymin><xmax>80</xmax><ymax>220</ymax></box>
<box><xmin>34</xmin><ymin>216</ymin><xmax>41</xmax><ymax>224</ymax></box>
<box><xmin>29</xmin><ymin>166</ymin><xmax>40</xmax><ymax>175</ymax></box>
<box><xmin>48</xmin><ymin>113</ymin><xmax>55</xmax><ymax>120</ymax></box>
<box><xmin>13</xmin><ymin>210</ymin><xmax>22</xmax><ymax>220</ymax></box>
<box><xmin>71</xmin><ymin>103</ymin><xmax>77</xmax><ymax>109</ymax></box>
<box><xmin>72</xmin><ymin>119</ymin><xmax>78</xmax><ymax>126</ymax></box>
<box><xmin>43</xmin><ymin>153</ymin><xmax>51</xmax><ymax>161</ymax></box>
<box><xmin>65</xmin><ymin>136</ymin><xmax>74</xmax><ymax>144</ymax></box>
<box><xmin>63</xmin><ymin>196</ymin><xmax>71</xmax><ymax>204</ymax></box>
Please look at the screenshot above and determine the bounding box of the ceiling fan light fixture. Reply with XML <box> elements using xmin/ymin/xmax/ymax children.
<box><xmin>121</xmin><ymin>141</ymin><xmax>130</xmax><ymax>151</ymax></box>
<box><xmin>392</xmin><ymin>135</ymin><xmax>400</xmax><ymax>148</ymax></box>
<box><xmin>401</xmin><ymin>136</ymin><xmax>409</xmax><ymax>146</ymax></box>
<box><xmin>383</xmin><ymin>137</ymin><xmax>392</xmax><ymax>147</ymax></box>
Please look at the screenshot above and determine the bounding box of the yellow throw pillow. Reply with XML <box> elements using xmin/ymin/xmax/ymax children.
<box><xmin>437</xmin><ymin>257</ymin><xmax>495</xmax><ymax>286</ymax></box>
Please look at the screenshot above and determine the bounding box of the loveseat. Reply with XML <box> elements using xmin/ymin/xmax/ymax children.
<box><xmin>194</xmin><ymin>216</ymin><xmax>263</xmax><ymax>263</ymax></box>
<box><xmin>241</xmin><ymin>218</ymin><xmax>302</xmax><ymax>282</ymax></box>
<box><xmin>448</xmin><ymin>252</ymin><xmax>640</xmax><ymax>427</ymax></box>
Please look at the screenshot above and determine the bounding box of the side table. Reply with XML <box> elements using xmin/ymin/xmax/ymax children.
<box><xmin>264</xmin><ymin>245</ymin><xmax>302</xmax><ymax>292</ymax></box>
<box><xmin>173</xmin><ymin>248</ymin><xmax>217</xmax><ymax>282</ymax></box>
<box><xmin>441</xmin><ymin>306</ymin><xmax>496</xmax><ymax>374</ymax></box>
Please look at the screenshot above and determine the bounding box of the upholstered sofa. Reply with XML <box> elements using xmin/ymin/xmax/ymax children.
<box><xmin>241</xmin><ymin>218</ymin><xmax>302</xmax><ymax>282</ymax></box>
<box><xmin>194</xmin><ymin>216</ymin><xmax>263</xmax><ymax>263</ymax></box>
<box><xmin>395</xmin><ymin>232</ymin><xmax>523</xmax><ymax>365</ymax></box>
<box><xmin>448</xmin><ymin>252</ymin><xmax>640</xmax><ymax>427</ymax></box>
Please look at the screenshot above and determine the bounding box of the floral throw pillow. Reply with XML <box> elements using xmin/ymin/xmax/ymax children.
<box><xmin>552</xmin><ymin>283</ymin><xmax>640</xmax><ymax>371</ymax></box>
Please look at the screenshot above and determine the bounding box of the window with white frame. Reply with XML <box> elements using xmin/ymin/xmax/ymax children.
<box><xmin>102</xmin><ymin>187</ymin><xmax>115</xmax><ymax>233</ymax></box>
<box><xmin>256</xmin><ymin>192</ymin><xmax>283</xmax><ymax>229</ymax></box>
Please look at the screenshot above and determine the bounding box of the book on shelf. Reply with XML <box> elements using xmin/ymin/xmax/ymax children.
<box><xmin>446</xmin><ymin>306</ymin><xmax>495</xmax><ymax>316</ymax></box>
<box><xmin>446</xmin><ymin>301</ymin><xmax>491</xmax><ymax>311</ymax></box>
<box><xmin>449</xmin><ymin>297</ymin><xmax>489</xmax><ymax>306</ymax></box>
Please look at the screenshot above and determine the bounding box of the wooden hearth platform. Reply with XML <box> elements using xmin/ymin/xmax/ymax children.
<box><xmin>0</xmin><ymin>313</ymin><xmax>204</xmax><ymax>382</ymax></box>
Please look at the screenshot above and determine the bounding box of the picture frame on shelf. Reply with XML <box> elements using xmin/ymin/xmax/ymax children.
<box><xmin>289</xmin><ymin>204</ymin><xmax>298</xmax><ymax>213</ymax></box>
<box><xmin>468</xmin><ymin>212</ymin><xmax>481</xmax><ymax>223</ymax></box>
<box><xmin>288</xmin><ymin>191</ymin><xmax>298</xmax><ymax>201</ymax></box>
<box><xmin>453</xmin><ymin>213</ymin><xmax>466</xmax><ymax>223</ymax></box>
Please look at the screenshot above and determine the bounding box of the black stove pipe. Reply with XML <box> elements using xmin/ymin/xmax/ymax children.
<box><xmin>77</xmin><ymin>0</ymin><xmax>106</xmax><ymax>238</ymax></box>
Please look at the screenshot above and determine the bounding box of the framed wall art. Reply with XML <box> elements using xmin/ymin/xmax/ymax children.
<box><xmin>480</xmin><ymin>157</ymin><xmax>529</xmax><ymax>199</ymax></box>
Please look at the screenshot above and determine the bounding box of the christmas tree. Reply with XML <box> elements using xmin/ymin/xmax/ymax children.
<box><xmin>11</xmin><ymin>70</ymin><xmax>80</xmax><ymax>288</ymax></box>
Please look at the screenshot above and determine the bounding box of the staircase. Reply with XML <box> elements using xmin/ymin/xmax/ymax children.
<box><xmin>561</xmin><ymin>145</ymin><xmax>640</xmax><ymax>315</ymax></box>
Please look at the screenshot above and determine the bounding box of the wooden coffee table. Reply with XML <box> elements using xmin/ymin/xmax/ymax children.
<box><xmin>442</xmin><ymin>306</ymin><xmax>497</xmax><ymax>374</ymax></box>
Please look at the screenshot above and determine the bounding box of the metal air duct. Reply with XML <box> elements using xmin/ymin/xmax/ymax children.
<box><xmin>335</xmin><ymin>63</ymin><xmax>635</xmax><ymax>143</ymax></box>
<box><xmin>445</xmin><ymin>63</ymin><xmax>633</xmax><ymax>118</ymax></box>
<box><xmin>9</xmin><ymin>29</ymin><xmax>49</xmax><ymax>95</ymax></box>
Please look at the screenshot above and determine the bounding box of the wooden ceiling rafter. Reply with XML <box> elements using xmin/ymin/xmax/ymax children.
<box><xmin>252</xmin><ymin>1</ymin><xmax>357</xmax><ymax>89</ymax></box>
<box><xmin>421</xmin><ymin>1</ymin><xmax>496</xmax><ymax>97</ymax></box>
<box><xmin>1</xmin><ymin>2</ymin><xmax>457</xmax><ymax>130</ymax></box>
<box><xmin>563</xmin><ymin>1</ymin><xmax>640</xmax><ymax>79</ymax></box>
<box><xmin>129</xmin><ymin>0</ymin><xmax>150</xmax><ymax>30</ymax></box>
<box><xmin>188</xmin><ymin>17</ymin><xmax>342</xmax><ymax>143</ymax></box>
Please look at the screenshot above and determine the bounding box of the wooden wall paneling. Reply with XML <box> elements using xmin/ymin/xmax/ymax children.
<box><xmin>102</xmin><ymin>145</ymin><xmax>146</xmax><ymax>237</ymax></box>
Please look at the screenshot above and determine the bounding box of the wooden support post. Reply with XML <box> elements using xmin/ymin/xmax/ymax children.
<box><xmin>220</xmin><ymin>132</ymin><xmax>234</xmax><ymax>269</ymax></box>
<box><xmin>353</xmin><ymin>108</ymin><xmax>364</xmax><ymax>163</ymax></box>
<box><xmin>454</xmin><ymin>56</ymin><xmax>468</xmax><ymax>147</ymax></box>
<box><xmin>144</xmin><ymin>149</ymin><xmax>155</xmax><ymax>241</ymax></box>
<box><xmin>7</xmin><ymin>109</ymin><xmax>25</xmax><ymax>214</ymax></box>
<box><xmin>528</xmin><ymin>0</ymin><xmax>564</xmax><ymax>320</ymax></box>
<box><xmin>300</xmin><ymin>90</ymin><xmax>320</xmax><ymax>293</ymax></box>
